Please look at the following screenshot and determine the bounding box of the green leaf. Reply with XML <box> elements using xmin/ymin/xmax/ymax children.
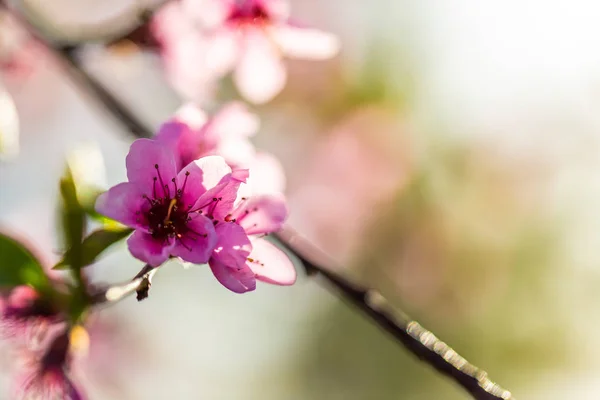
<box><xmin>54</xmin><ymin>227</ymin><xmax>133</xmax><ymax>270</ymax></box>
<box><xmin>0</xmin><ymin>233</ymin><xmax>49</xmax><ymax>291</ymax></box>
<box><xmin>59</xmin><ymin>166</ymin><xmax>86</xmax><ymax>270</ymax></box>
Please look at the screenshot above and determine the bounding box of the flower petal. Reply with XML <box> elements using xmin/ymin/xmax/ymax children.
<box><xmin>234</xmin><ymin>28</ymin><xmax>287</xmax><ymax>104</ymax></box>
<box><xmin>162</xmin><ymin>30</ymin><xmax>216</xmax><ymax>103</ymax></box>
<box><xmin>126</xmin><ymin>139</ymin><xmax>178</xmax><ymax>189</ymax></box>
<box><xmin>247</xmin><ymin>238</ymin><xmax>296</xmax><ymax>285</ymax></box>
<box><xmin>205</xmin><ymin>26</ymin><xmax>240</xmax><ymax>77</ymax></box>
<box><xmin>261</xmin><ymin>0</ymin><xmax>290</xmax><ymax>20</ymax></box>
<box><xmin>170</xmin><ymin>214</ymin><xmax>217</xmax><ymax>264</ymax></box>
<box><xmin>95</xmin><ymin>183</ymin><xmax>148</xmax><ymax>229</ymax></box>
<box><xmin>211</xmin><ymin>222</ymin><xmax>251</xmax><ymax>270</ymax></box>
<box><xmin>272</xmin><ymin>25</ymin><xmax>340</xmax><ymax>60</ymax></box>
<box><xmin>232</xmin><ymin>193</ymin><xmax>288</xmax><ymax>235</ymax></box>
<box><xmin>210</xmin><ymin>102</ymin><xmax>259</xmax><ymax>139</ymax></box>
<box><xmin>209</xmin><ymin>259</ymin><xmax>256</xmax><ymax>293</ymax></box>
<box><xmin>127</xmin><ymin>230</ymin><xmax>173</xmax><ymax>267</ymax></box>
<box><xmin>192</xmin><ymin>170</ymin><xmax>247</xmax><ymax>219</ymax></box>
<box><xmin>245</xmin><ymin>151</ymin><xmax>286</xmax><ymax>194</ymax></box>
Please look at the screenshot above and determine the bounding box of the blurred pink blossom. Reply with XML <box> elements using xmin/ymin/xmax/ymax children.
<box><xmin>155</xmin><ymin>102</ymin><xmax>285</xmax><ymax>194</ymax></box>
<box><xmin>13</xmin><ymin>329</ymin><xmax>85</xmax><ymax>400</ymax></box>
<box><xmin>1</xmin><ymin>285</ymin><xmax>60</xmax><ymax>342</ymax></box>
<box><xmin>181</xmin><ymin>0</ymin><xmax>340</xmax><ymax>103</ymax></box>
<box><xmin>147</xmin><ymin>2</ymin><xmax>216</xmax><ymax>103</ymax></box>
<box><xmin>0</xmin><ymin>10</ymin><xmax>42</xmax><ymax>80</ymax></box>
<box><xmin>288</xmin><ymin>107</ymin><xmax>412</xmax><ymax>265</ymax></box>
<box><xmin>95</xmin><ymin>139</ymin><xmax>233</xmax><ymax>267</ymax></box>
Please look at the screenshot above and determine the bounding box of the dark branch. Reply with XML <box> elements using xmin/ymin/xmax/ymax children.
<box><xmin>7</xmin><ymin>6</ymin><xmax>515</xmax><ymax>399</ymax></box>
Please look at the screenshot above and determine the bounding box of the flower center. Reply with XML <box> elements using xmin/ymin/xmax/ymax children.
<box><xmin>141</xmin><ymin>165</ymin><xmax>205</xmax><ymax>248</ymax></box>
<box><xmin>228</xmin><ymin>1</ymin><xmax>271</xmax><ymax>24</ymax></box>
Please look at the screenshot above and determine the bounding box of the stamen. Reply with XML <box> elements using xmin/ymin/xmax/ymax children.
<box><xmin>153</xmin><ymin>177</ymin><xmax>158</xmax><ymax>199</ymax></box>
<box><xmin>179</xmin><ymin>171</ymin><xmax>190</xmax><ymax>198</ymax></box>
<box><xmin>142</xmin><ymin>195</ymin><xmax>153</xmax><ymax>206</ymax></box>
<box><xmin>154</xmin><ymin>164</ymin><xmax>168</xmax><ymax>198</ymax></box>
<box><xmin>208</xmin><ymin>197</ymin><xmax>222</xmax><ymax>217</ymax></box>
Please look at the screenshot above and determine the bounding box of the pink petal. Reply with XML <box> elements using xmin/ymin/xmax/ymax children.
<box><xmin>260</xmin><ymin>0</ymin><xmax>290</xmax><ymax>20</ymax></box>
<box><xmin>272</xmin><ymin>25</ymin><xmax>340</xmax><ymax>60</ymax></box>
<box><xmin>174</xmin><ymin>103</ymin><xmax>209</xmax><ymax>129</ymax></box>
<box><xmin>127</xmin><ymin>230</ymin><xmax>173</xmax><ymax>267</ymax></box>
<box><xmin>156</xmin><ymin>106</ymin><xmax>214</xmax><ymax>170</ymax></box>
<box><xmin>204</xmin><ymin>27</ymin><xmax>240</xmax><ymax>77</ymax></box>
<box><xmin>210</xmin><ymin>102</ymin><xmax>259</xmax><ymax>139</ymax></box>
<box><xmin>211</xmin><ymin>222</ymin><xmax>252</xmax><ymax>270</ymax></box>
<box><xmin>234</xmin><ymin>28</ymin><xmax>287</xmax><ymax>104</ymax></box>
<box><xmin>209</xmin><ymin>259</ymin><xmax>256</xmax><ymax>293</ymax></box>
<box><xmin>126</xmin><ymin>139</ymin><xmax>178</xmax><ymax>189</ymax></box>
<box><xmin>232</xmin><ymin>193</ymin><xmax>288</xmax><ymax>235</ymax></box>
<box><xmin>247</xmin><ymin>238</ymin><xmax>296</xmax><ymax>285</ymax></box>
<box><xmin>175</xmin><ymin>157</ymin><xmax>226</xmax><ymax>208</ymax></box>
<box><xmin>192</xmin><ymin>170</ymin><xmax>247</xmax><ymax>219</ymax></box>
<box><xmin>162</xmin><ymin>31</ymin><xmax>216</xmax><ymax>103</ymax></box>
<box><xmin>245</xmin><ymin>151</ymin><xmax>286</xmax><ymax>194</ymax></box>
<box><xmin>170</xmin><ymin>215</ymin><xmax>217</xmax><ymax>264</ymax></box>
<box><xmin>209</xmin><ymin>102</ymin><xmax>259</xmax><ymax>167</ymax></box>
<box><xmin>182</xmin><ymin>0</ymin><xmax>233</xmax><ymax>28</ymax></box>
<box><xmin>95</xmin><ymin>183</ymin><xmax>148</xmax><ymax>229</ymax></box>
<box><xmin>190</xmin><ymin>155</ymin><xmax>232</xmax><ymax>190</ymax></box>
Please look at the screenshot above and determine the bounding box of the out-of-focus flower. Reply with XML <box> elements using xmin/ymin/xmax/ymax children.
<box><xmin>95</xmin><ymin>139</ymin><xmax>231</xmax><ymax>267</ymax></box>
<box><xmin>0</xmin><ymin>10</ymin><xmax>41</xmax><ymax>80</ymax></box>
<box><xmin>199</xmin><ymin>170</ymin><xmax>295</xmax><ymax>293</ymax></box>
<box><xmin>1</xmin><ymin>285</ymin><xmax>60</xmax><ymax>342</ymax></box>
<box><xmin>182</xmin><ymin>0</ymin><xmax>340</xmax><ymax>103</ymax></box>
<box><xmin>156</xmin><ymin>102</ymin><xmax>285</xmax><ymax>194</ymax></box>
<box><xmin>146</xmin><ymin>2</ymin><xmax>216</xmax><ymax>103</ymax></box>
<box><xmin>288</xmin><ymin>107</ymin><xmax>411</xmax><ymax>265</ymax></box>
<box><xmin>14</xmin><ymin>329</ymin><xmax>85</xmax><ymax>400</ymax></box>
<box><xmin>0</xmin><ymin>82</ymin><xmax>19</xmax><ymax>160</ymax></box>
<box><xmin>156</xmin><ymin>102</ymin><xmax>258</xmax><ymax>170</ymax></box>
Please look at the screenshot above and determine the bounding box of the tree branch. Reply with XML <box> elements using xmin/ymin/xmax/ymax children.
<box><xmin>8</xmin><ymin>7</ymin><xmax>515</xmax><ymax>399</ymax></box>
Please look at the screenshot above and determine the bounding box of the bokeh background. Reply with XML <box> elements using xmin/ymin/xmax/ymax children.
<box><xmin>2</xmin><ymin>0</ymin><xmax>600</xmax><ymax>398</ymax></box>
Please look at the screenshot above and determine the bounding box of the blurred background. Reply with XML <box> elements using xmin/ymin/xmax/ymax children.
<box><xmin>2</xmin><ymin>0</ymin><xmax>600</xmax><ymax>398</ymax></box>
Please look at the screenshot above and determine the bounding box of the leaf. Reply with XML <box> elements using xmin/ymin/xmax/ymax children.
<box><xmin>0</xmin><ymin>233</ymin><xmax>49</xmax><ymax>291</ymax></box>
<box><xmin>59</xmin><ymin>166</ymin><xmax>86</xmax><ymax>270</ymax></box>
<box><xmin>54</xmin><ymin>228</ymin><xmax>133</xmax><ymax>270</ymax></box>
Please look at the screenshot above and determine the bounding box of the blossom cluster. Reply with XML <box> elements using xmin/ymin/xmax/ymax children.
<box><xmin>96</xmin><ymin>102</ymin><xmax>296</xmax><ymax>293</ymax></box>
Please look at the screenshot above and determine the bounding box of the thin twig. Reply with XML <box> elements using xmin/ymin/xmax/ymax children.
<box><xmin>91</xmin><ymin>264</ymin><xmax>157</xmax><ymax>304</ymax></box>
<box><xmin>7</xmin><ymin>7</ymin><xmax>515</xmax><ymax>399</ymax></box>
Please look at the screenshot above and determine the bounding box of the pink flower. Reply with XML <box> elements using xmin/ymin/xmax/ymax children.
<box><xmin>14</xmin><ymin>330</ymin><xmax>85</xmax><ymax>400</ymax></box>
<box><xmin>95</xmin><ymin>138</ymin><xmax>234</xmax><ymax>267</ymax></box>
<box><xmin>1</xmin><ymin>285</ymin><xmax>60</xmax><ymax>340</ymax></box>
<box><xmin>148</xmin><ymin>2</ymin><xmax>216</xmax><ymax>102</ymax></box>
<box><xmin>156</xmin><ymin>102</ymin><xmax>286</xmax><ymax>194</ymax></box>
<box><xmin>156</xmin><ymin>102</ymin><xmax>258</xmax><ymax>170</ymax></box>
<box><xmin>181</xmin><ymin>0</ymin><xmax>340</xmax><ymax>103</ymax></box>
<box><xmin>198</xmin><ymin>172</ymin><xmax>296</xmax><ymax>293</ymax></box>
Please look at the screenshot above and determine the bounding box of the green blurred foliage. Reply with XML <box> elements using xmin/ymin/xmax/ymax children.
<box><xmin>54</xmin><ymin>227</ymin><xmax>133</xmax><ymax>270</ymax></box>
<box><xmin>0</xmin><ymin>232</ymin><xmax>50</xmax><ymax>292</ymax></box>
